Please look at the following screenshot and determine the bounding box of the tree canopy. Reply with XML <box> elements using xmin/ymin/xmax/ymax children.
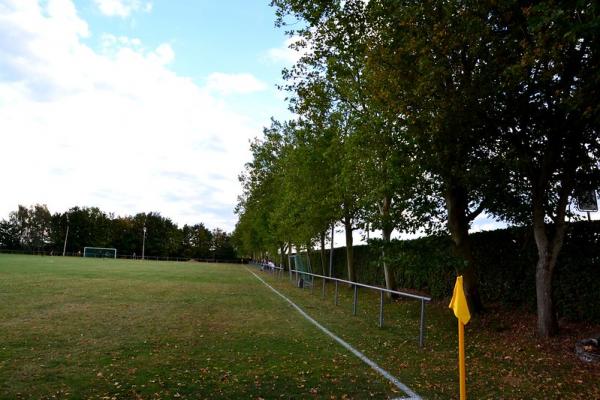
<box><xmin>0</xmin><ymin>204</ymin><xmax>236</xmax><ymax>260</ymax></box>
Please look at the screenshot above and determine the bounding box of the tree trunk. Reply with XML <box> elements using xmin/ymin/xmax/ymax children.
<box><xmin>382</xmin><ymin>226</ymin><xmax>398</xmax><ymax>299</ymax></box>
<box><xmin>533</xmin><ymin>219</ymin><xmax>561</xmax><ymax>337</ymax></box>
<box><xmin>381</xmin><ymin>195</ymin><xmax>397</xmax><ymax>298</ymax></box>
<box><xmin>344</xmin><ymin>215</ymin><xmax>356</xmax><ymax>282</ymax></box>
<box><xmin>279</xmin><ymin>243</ymin><xmax>286</xmax><ymax>270</ymax></box>
<box><xmin>320</xmin><ymin>231</ymin><xmax>326</xmax><ymax>275</ymax></box>
<box><xmin>532</xmin><ymin>187</ymin><xmax>568</xmax><ymax>337</ymax></box>
<box><xmin>446</xmin><ymin>184</ymin><xmax>483</xmax><ymax>313</ymax></box>
<box><xmin>535</xmin><ymin>256</ymin><xmax>558</xmax><ymax>337</ymax></box>
<box><xmin>329</xmin><ymin>224</ymin><xmax>334</xmax><ymax>277</ymax></box>
<box><xmin>288</xmin><ymin>242</ymin><xmax>293</xmax><ymax>277</ymax></box>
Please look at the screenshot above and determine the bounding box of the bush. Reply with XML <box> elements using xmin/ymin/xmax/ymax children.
<box><xmin>311</xmin><ymin>221</ymin><xmax>600</xmax><ymax>322</ymax></box>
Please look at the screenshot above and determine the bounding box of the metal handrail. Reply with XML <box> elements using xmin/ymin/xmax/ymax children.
<box><xmin>291</xmin><ymin>268</ymin><xmax>429</xmax><ymax>347</ymax></box>
<box><xmin>250</xmin><ymin>262</ymin><xmax>430</xmax><ymax>347</ymax></box>
<box><xmin>291</xmin><ymin>269</ymin><xmax>431</xmax><ymax>302</ymax></box>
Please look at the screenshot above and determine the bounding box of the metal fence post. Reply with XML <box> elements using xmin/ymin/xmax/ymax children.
<box><xmin>334</xmin><ymin>280</ymin><xmax>338</xmax><ymax>305</ymax></box>
<box><xmin>419</xmin><ymin>298</ymin><xmax>426</xmax><ymax>348</ymax></box>
<box><xmin>379</xmin><ymin>290</ymin><xmax>384</xmax><ymax>328</ymax></box>
<box><xmin>352</xmin><ymin>285</ymin><xmax>358</xmax><ymax>316</ymax></box>
<box><xmin>282</xmin><ymin>269</ymin><xmax>430</xmax><ymax>347</ymax></box>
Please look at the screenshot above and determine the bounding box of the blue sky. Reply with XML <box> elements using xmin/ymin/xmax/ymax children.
<box><xmin>79</xmin><ymin>1</ymin><xmax>289</xmax><ymax>89</ymax></box>
<box><xmin>3</xmin><ymin>1</ymin><xmax>592</xmax><ymax>238</ymax></box>
<box><xmin>0</xmin><ymin>0</ymin><xmax>298</xmax><ymax>231</ymax></box>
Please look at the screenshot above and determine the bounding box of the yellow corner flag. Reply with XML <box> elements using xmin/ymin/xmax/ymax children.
<box><xmin>449</xmin><ymin>275</ymin><xmax>471</xmax><ymax>325</ymax></box>
<box><xmin>449</xmin><ymin>275</ymin><xmax>470</xmax><ymax>400</ymax></box>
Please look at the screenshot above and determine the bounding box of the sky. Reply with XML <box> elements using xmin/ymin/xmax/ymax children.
<box><xmin>0</xmin><ymin>0</ymin><xmax>300</xmax><ymax>232</ymax></box>
<box><xmin>1</xmin><ymin>1</ymin><xmax>596</xmax><ymax>238</ymax></box>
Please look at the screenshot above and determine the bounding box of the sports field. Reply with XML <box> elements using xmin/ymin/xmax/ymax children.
<box><xmin>0</xmin><ymin>255</ymin><xmax>598</xmax><ymax>399</ymax></box>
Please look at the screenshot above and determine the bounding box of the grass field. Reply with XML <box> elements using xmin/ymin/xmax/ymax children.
<box><xmin>0</xmin><ymin>255</ymin><xmax>598</xmax><ymax>399</ymax></box>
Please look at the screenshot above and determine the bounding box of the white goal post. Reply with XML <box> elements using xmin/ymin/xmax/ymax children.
<box><xmin>83</xmin><ymin>247</ymin><xmax>117</xmax><ymax>258</ymax></box>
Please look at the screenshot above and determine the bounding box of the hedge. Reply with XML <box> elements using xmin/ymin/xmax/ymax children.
<box><xmin>305</xmin><ymin>221</ymin><xmax>600</xmax><ymax>322</ymax></box>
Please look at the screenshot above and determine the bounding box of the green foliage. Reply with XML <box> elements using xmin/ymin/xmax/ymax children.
<box><xmin>553</xmin><ymin>222</ymin><xmax>600</xmax><ymax>322</ymax></box>
<box><xmin>260</xmin><ymin>0</ymin><xmax>599</xmax><ymax>334</ymax></box>
<box><xmin>1</xmin><ymin>204</ymin><xmax>53</xmax><ymax>250</ymax></box>
<box><xmin>181</xmin><ymin>223</ymin><xmax>213</xmax><ymax>259</ymax></box>
<box><xmin>0</xmin><ymin>219</ymin><xmax>20</xmax><ymax>249</ymax></box>
<box><xmin>0</xmin><ymin>205</ymin><xmax>236</xmax><ymax>260</ymax></box>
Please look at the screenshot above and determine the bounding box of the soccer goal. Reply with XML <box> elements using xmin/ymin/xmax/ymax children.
<box><xmin>83</xmin><ymin>247</ymin><xmax>117</xmax><ymax>258</ymax></box>
<box><xmin>289</xmin><ymin>254</ymin><xmax>313</xmax><ymax>289</ymax></box>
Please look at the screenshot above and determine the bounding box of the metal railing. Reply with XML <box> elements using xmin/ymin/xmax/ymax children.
<box><xmin>251</xmin><ymin>261</ymin><xmax>431</xmax><ymax>347</ymax></box>
<box><xmin>0</xmin><ymin>249</ymin><xmax>246</xmax><ymax>264</ymax></box>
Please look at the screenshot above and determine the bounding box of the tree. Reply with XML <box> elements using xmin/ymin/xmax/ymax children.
<box><xmin>490</xmin><ymin>1</ymin><xmax>600</xmax><ymax>337</ymax></box>
<box><xmin>361</xmin><ymin>0</ymin><xmax>530</xmax><ymax>312</ymax></box>
<box><xmin>181</xmin><ymin>223</ymin><xmax>213</xmax><ymax>259</ymax></box>
<box><xmin>1</xmin><ymin>204</ymin><xmax>53</xmax><ymax>251</ymax></box>
<box><xmin>235</xmin><ymin>121</ymin><xmax>290</xmax><ymax>260</ymax></box>
<box><xmin>59</xmin><ymin>207</ymin><xmax>112</xmax><ymax>253</ymax></box>
<box><xmin>0</xmin><ymin>218</ymin><xmax>20</xmax><ymax>249</ymax></box>
<box><xmin>110</xmin><ymin>216</ymin><xmax>138</xmax><ymax>256</ymax></box>
<box><xmin>134</xmin><ymin>212</ymin><xmax>181</xmax><ymax>258</ymax></box>
<box><xmin>211</xmin><ymin>228</ymin><xmax>236</xmax><ymax>260</ymax></box>
<box><xmin>272</xmin><ymin>0</ymin><xmax>378</xmax><ymax>282</ymax></box>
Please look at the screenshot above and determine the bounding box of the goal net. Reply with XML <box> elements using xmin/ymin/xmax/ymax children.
<box><xmin>83</xmin><ymin>247</ymin><xmax>117</xmax><ymax>258</ymax></box>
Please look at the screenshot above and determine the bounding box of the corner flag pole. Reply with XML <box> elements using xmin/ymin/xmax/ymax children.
<box><xmin>458</xmin><ymin>318</ymin><xmax>466</xmax><ymax>400</ymax></box>
<box><xmin>449</xmin><ymin>275</ymin><xmax>471</xmax><ymax>400</ymax></box>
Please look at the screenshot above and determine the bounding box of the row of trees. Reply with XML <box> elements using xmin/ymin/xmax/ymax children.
<box><xmin>0</xmin><ymin>204</ymin><xmax>236</xmax><ymax>260</ymax></box>
<box><xmin>234</xmin><ymin>0</ymin><xmax>599</xmax><ymax>337</ymax></box>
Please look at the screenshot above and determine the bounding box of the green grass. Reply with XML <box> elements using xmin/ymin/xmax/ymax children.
<box><xmin>0</xmin><ymin>255</ymin><xmax>598</xmax><ymax>399</ymax></box>
<box><xmin>0</xmin><ymin>255</ymin><xmax>399</xmax><ymax>399</ymax></box>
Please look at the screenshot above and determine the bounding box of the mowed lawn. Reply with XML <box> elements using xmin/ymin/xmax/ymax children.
<box><xmin>1</xmin><ymin>255</ymin><xmax>599</xmax><ymax>399</ymax></box>
<box><xmin>0</xmin><ymin>255</ymin><xmax>398</xmax><ymax>399</ymax></box>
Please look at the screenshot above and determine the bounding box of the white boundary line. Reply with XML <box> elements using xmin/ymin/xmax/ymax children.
<box><xmin>247</xmin><ymin>268</ymin><xmax>422</xmax><ymax>400</ymax></box>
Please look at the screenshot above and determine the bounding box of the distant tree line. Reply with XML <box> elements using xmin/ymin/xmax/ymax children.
<box><xmin>0</xmin><ymin>204</ymin><xmax>236</xmax><ymax>260</ymax></box>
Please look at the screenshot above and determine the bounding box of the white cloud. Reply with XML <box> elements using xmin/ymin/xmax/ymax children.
<box><xmin>0</xmin><ymin>0</ymin><xmax>269</xmax><ymax>231</ymax></box>
<box><xmin>205</xmin><ymin>72</ymin><xmax>267</xmax><ymax>96</ymax></box>
<box><xmin>100</xmin><ymin>33</ymin><xmax>142</xmax><ymax>51</ymax></box>
<box><xmin>93</xmin><ymin>0</ymin><xmax>152</xmax><ymax>18</ymax></box>
<box><xmin>265</xmin><ymin>36</ymin><xmax>307</xmax><ymax>65</ymax></box>
<box><xmin>149</xmin><ymin>43</ymin><xmax>175</xmax><ymax>65</ymax></box>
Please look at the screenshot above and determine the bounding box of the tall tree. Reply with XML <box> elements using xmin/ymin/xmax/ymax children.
<box><xmin>363</xmin><ymin>0</ymin><xmax>524</xmax><ymax>311</ymax></box>
<box><xmin>272</xmin><ymin>0</ymin><xmax>377</xmax><ymax>282</ymax></box>
<box><xmin>492</xmin><ymin>1</ymin><xmax>600</xmax><ymax>337</ymax></box>
<box><xmin>235</xmin><ymin>121</ymin><xmax>290</xmax><ymax>260</ymax></box>
<box><xmin>181</xmin><ymin>223</ymin><xmax>213</xmax><ymax>259</ymax></box>
<box><xmin>0</xmin><ymin>217</ymin><xmax>20</xmax><ymax>249</ymax></box>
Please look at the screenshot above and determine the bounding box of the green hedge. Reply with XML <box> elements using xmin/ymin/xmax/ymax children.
<box><xmin>308</xmin><ymin>221</ymin><xmax>600</xmax><ymax>322</ymax></box>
